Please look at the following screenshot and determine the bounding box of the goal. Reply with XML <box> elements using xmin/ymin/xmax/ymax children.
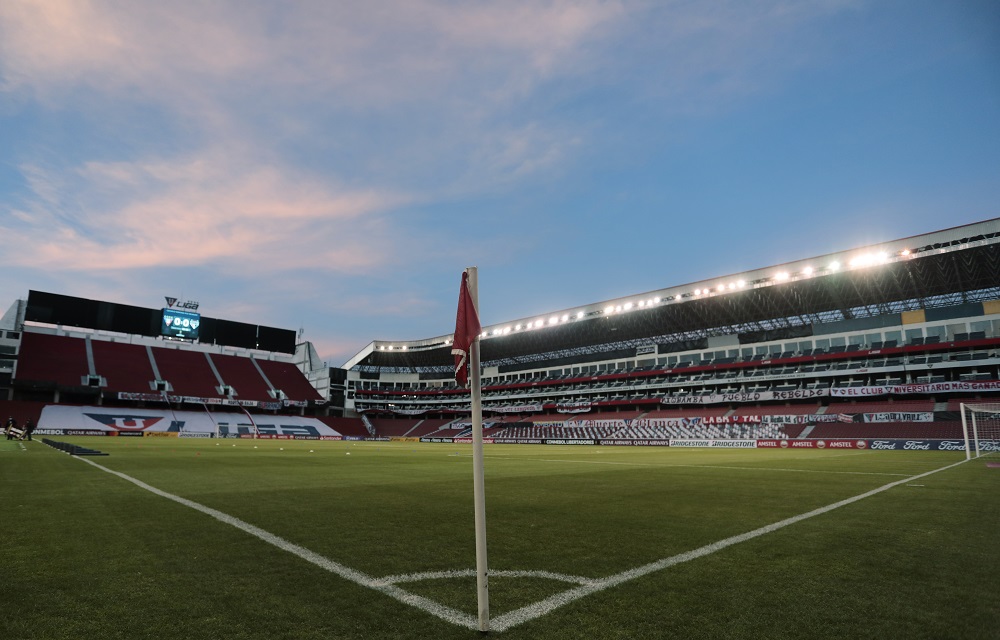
<box><xmin>959</xmin><ymin>402</ymin><xmax>1000</xmax><ymax>459</ymax></box>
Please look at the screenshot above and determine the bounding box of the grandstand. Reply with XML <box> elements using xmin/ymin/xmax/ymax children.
<box><xmin>0</xmin><ymin>292</ymin><xmax>328</xmax><ymax>437</ymax></box>
<box><xmin>2</xmin><ymin>219</ymin><xmax>999</xmax><ymax>446</ymax></box>
<box><xmin>338</xmin><ymin>218</ymin><xmax>1000</xmax><ymax>445</ymax></box>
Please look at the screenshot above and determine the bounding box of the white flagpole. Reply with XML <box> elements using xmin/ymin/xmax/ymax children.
<box><xmin>467</xmin><ymin>266</ymin><xmax>490</xmax><ymax>632</ymax></box>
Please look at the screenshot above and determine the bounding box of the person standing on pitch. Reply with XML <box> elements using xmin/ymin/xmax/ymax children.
<box><xmin>5</xmin><ymin>416</ymin><xmax>16</xmax><ymax>440</ymax></box>
<box><xmin>21</xmin><ymin>418</ymin><xmax>35</xmax><ymax>441</ymax></box>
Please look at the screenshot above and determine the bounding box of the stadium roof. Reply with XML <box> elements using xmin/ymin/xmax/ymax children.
<box><xmin>345</xmin><ymin>218</ymin><xmax>1000</xmax><ymax>372</ymax></box>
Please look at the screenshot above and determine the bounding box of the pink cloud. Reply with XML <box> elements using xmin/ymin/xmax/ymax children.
<box><xmin>2</xmin><ymin>152</ymin><xmax>411</xmax><ymax>273</ymax></box>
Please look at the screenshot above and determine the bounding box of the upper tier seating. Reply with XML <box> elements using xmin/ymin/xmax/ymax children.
<box><xmin>15</xmin><ymin>333</ymin><xmax>90</xmax><ymax>388</ymax></box>
<box><xmin>91</xmin><ymin>340</ymin><xmax>157</xmax><ymax>393</ymax></box>
<box><xmin>211</xmin><ymin>352</ymin><xmax>273</xmax><ymax>401</ymax></box>
<box><xmin>151</xmin><ymin>347</ymin><xmax>222</xmax><ymax>398</ymax></box>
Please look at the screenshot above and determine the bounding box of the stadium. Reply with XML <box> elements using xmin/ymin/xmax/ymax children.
<box><xmin>2</xmin><ymin>218</ymin><xmax>999</xmax><ymax>638</ymax></box>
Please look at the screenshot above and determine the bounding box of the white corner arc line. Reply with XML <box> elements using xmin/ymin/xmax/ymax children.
<box><xmin>73</xmin><ymin>454</ymin><xmax>968</xmax><ymax>633</ymax></box>
<box><xmin>73</xmin><ymin>456</ymin><xmax>480</xmax><ymax>631</ymax></box>
<box><xmin>379</xmin><ymin>568</ymin><xmax>594</xmax><ymax>586</ymax></box>
<box><xmin>488</xmin><ymin>457</ymin><xmax>970</xmax><ymax>632</ymax></box>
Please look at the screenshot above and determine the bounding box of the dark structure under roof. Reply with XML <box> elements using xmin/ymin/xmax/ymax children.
<box><xmin>351</xmin><ymin>219</ymin><xmax>1000</xmax><ymax>373</ymax></box>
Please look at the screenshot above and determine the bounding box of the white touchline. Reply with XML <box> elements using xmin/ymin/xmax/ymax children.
<box><xmin>74</xmin><ymin>456</ymin><xmax>481</xmax><ymax>630</ymax></box>
<box><xmin>73</xmin><ymin>454</ymin><xmax>968</xmax><ymax>633</ymax></box>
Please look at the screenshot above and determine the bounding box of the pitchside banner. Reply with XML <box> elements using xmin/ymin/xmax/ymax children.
<box><xmin>867</xmin><ymin>439</ymin><xmax>1000</xmax><ymax>451</ymax></box>
<box><xmin>669</xmin><ymin>439</ymin><xmax>757</xmax><ymax>448</ymax></box>
<box><xmin>37</xmin><ymin>405</ymin><xmax>343</xmax><ymax>438</ymax></box>
<box><xmin>757</xmin><ymin>439</ymin><xmax>867</xmax><ymax>449</ymax></box>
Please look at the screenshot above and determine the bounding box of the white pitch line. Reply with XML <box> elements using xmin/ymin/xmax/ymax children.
<box><xmin>74</xmin><ymin>452</ymin><xmax>968</xmax><ymax>633</ymax></box>
<box><xmin>74</xmin><ymin>456</ymin><xmax>480</xmax><ymax>631</ymax></box>
<box><xmin>377</xmin><ymin>568</ymin><xmax>594</xmax><ymax>586</ymax></box>
<box><xmin>488</xmin><ymin>457</ymin><xmax>969</xmax><ymax>632</ymax></box>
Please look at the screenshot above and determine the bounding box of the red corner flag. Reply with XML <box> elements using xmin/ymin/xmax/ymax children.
<box><xmin>452</xmin><ymin>271</ymin><xmax>481</xmax><ymax>387</ymax></box>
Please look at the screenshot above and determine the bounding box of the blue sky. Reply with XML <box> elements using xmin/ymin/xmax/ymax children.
<box><xmin>1</xmin><ymin>0</ymin><xmax>998</xmax><ymax>366</ymax></box>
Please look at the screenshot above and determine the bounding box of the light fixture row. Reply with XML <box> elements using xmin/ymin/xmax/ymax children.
<box><xmin>377</xmin><ymin>247</ymin><xmax>911</xmax><ymax>351</ymax></box>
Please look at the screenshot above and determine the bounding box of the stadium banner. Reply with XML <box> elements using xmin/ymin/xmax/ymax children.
<box><xmin>867</xmin><ymin>439</ymin><xmax>999</xmax><ymax>451</ymax></box>
<box><xmin>143</xmin><ymin>431</ymin><xmax>177</xmax><ymax>438</ymax></box>
<box><xmin>862</xmin><ymin>412</ymin><xmax>933</xmax><ymax>423</ymax></box>
<box><xmin>116</xmin><ymin>391</ymin><xmax>308</xmax><ymax>409</ymax></box>
<box><xmin>565</xmin><ymin>418</ymin><xmax>639</xmax><ymax>429</ymax></box>
<box><xmin>421</xmin><ymin>437</ymin><xmax>455</xmax><ymax>443</ymax></box>
<box><xmin>830</xmin><ymin>381</ymin><xmax>1000</xmax><ymax>397</ymax></box>
<box><xmin>488</xmin><ymin>404</ymin><xmax>544</xmax><ymax>413</ymax></box>
<box><xmin>179</xmin><ymin>432</ymin><xmax>212</xmax><ymax>438</ymax></box>
<box><xmin>116</xmin><ymin>431</ymin><xmax>144</xmax><ymax>438</ymax></box>
<box><xmin>343</xmin><ymin>436</ymin><xmax>365</xmax><ymax>441</ymax></box>
<box><xmin>319</xmin><ymin>436</ymin><xmax>343</xmax><ymax>441</ymax></box>
<box><xmin>662</xmin><ymin>389</ymin><xmax>830</xmax><ymax>405</ymax></box>
<box><xmin>33</xmin><ymin>428</ymin><xmax>66</xmax><ymax>436</ymax></box>
<box><xmin>701</xmin><ymin>414</ymin><xmax>843</xmax><ymax>425</ymax></box>
<box><xmin>669</xmin><ymin>439</ymin><xmax>757</xmax><ymax>448</ymax></box>
<box><xmin>392</xmin><ymin>437</ymin><xmax>422</xmax><ymax>442</ymax></box>
<box><xmin>63</xmin><ymin>429</ymin><xmax>110</xmax><ymax>436</ymax></box>
<box><xmin>544</xmin><ymin>439</ymin><xmax>596</xmax><ymax>445</ymax></box>
<box><xmin>37</xmin><ymin>405</ymin><xmax>343</xmax><ymax>438</ymax></box>
<box><xmin>453</xmin><ymin>437</ymin><xmax>496</xmax><ymax>444</ymax></box>
<box><xmin>599</xmin><ymin>439</ymin><xmax>671</xmax><ymax>447</ymax></box>
<box><xmin>493</xmin><ymin>438</ymin><xmax>544</xmax><ymax>444</ymax></box>
<box><xmin>757</xmin><ymin>439</ymin><xmax>866</xmax><ymax>449</ymax></box>
<box><xmin>556</xmin><ymin>401</ymin><xmax>592</xmax><ymax>414</ymax></box>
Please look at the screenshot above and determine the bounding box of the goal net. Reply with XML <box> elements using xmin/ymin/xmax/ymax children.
<box><xmin>960</xmin><ymin>402</ymin><xmax>1000</xmax><ymax>459</ymax></box>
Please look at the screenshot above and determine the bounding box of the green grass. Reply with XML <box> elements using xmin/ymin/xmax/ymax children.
<box><xmin>1</xmin><ymin>438</ymin><xmax>997</xmax><ymax>639</ymax></box>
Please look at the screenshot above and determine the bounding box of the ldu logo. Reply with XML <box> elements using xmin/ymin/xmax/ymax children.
<box><xmin>83</xmin><ymin>413</ymin><xmax>165</xmax><ymax>431</ymax></box>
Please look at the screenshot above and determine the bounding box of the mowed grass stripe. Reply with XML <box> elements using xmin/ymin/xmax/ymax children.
<box><xmin>60</xmin><ymin>442</ymin><xmax>970</xmax><ymax>633</ymax></box>
<box><xmin>5</xmin><ymin>439</ymin><xmax>995</xmax><ymax>638</ymax></box>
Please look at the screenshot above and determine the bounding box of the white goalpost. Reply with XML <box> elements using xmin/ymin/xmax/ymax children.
<box><xmin>959</xmin><ymin>402</ymin><xmax>1000</xmax><ymax>460</ymax></box>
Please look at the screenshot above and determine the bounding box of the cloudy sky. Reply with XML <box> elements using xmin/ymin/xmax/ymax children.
<box><xmin>1</xmin><ymin>0</ymin><xmax>998</xmax><ymax>366</ymax></box>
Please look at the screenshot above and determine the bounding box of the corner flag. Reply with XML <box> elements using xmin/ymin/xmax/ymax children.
<box><xmin>452</xmin><ymin>270</ymin><xmax>481</xmax><ymax>387</ymax></box>
<box><xmin>453</xmin><ymin>267</ymin><xmax>490</xmax><ymax>632</ymax></box>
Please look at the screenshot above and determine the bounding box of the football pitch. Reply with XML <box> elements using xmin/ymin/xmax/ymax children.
<box><xmin>2</xmin><ymin>438</ymin><xmax>997</xmax><ymax>639</ymax></box>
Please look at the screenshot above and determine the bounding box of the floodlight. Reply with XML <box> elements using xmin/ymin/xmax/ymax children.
<box><xmin>737</xmin><ymin>280</ymin><xmax>746</xmax><ymax>288</ymax></box>
<box><xmin>615</xmin><ymin>305</ymin><xmax>622</xmax><ymax>312</ymax></box>
<box><xmin>561</xmin><ymin>314</ymin><xmax>569</xmax><ymax>321</ymax></box>
<box><xmin>802</xmin><ymin>266</ymin><xmax>813</xmax><ymax>276</ymax></box>
<box><xmin>775</xmin><ymin>271</ymin><xmax>789</xmax><ymax>281</ymax></box>
<box><xmin>638</xmin><ymin>300</ymin><xmax>645</xmax><ymax>307</ymax></box>
<box><xmin>829</xmin><ymin>261</ymin><xmax>840</xmax><ymax>271</ymax></box>
<box><xmin>515</xmin><ymin>324</ymin><xmax>522</xmax><ymax>330</ymax></box>
<box><xmin>654</xmin><ymin>297</ymin><xmax>661</xmax><ymax>303</ymax></box>
<box><xmin>549</xmin><ymin>316</ymin><xmax>558</xmax><ymax>324</ymax></box>
<box><xmin>901</xmin><ymin>249</ymin><xmax>911</xmax><ymax>256</ymax></box>
<box><xmin>604</xmin><ymin>306</ymin><xmax>615</xmax><ymax>314</ymax></box>
<box><xmin>401</xmin><ymin>345</ymin><xmax>408</xmax><ymax>350</ymax></box>
<box><xmin>717</xmin><ymin>284</ymin><xmax>725</xmax><ymax>292</ymax></box>
<box><xmin>576</xmin><ymin>311</ymin><xmax>584</xmax><ymax>319</ymax></box>
<box><xmin>526</xmin><ymin>321</ymin><xmax>534</xmax><ymax>329</ymax></box>
<box><xmin>503</xmin><ymin>326</ymin><xmax>511</xmax><ymax>334</ymax></box>
<box><xmin>624</xmin><ymin>302</ymin><xmax>633</xmax><ymax>310</ymax></box>
<box><xmin>694</xmin><ymin>288</ymin><xmax>702</xmax><ymax>295</ymax></box>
